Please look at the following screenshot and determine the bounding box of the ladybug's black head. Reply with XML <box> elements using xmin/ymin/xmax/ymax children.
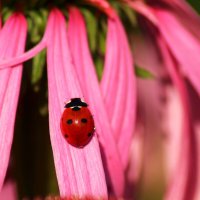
<box><xmin>65</xmin><ymin>98</ymin><xmax>88</xmax><ymax>108</ymax></box>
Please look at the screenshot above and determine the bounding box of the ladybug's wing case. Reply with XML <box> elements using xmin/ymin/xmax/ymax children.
<box><xmin>60</xmin><ymin>107</ymin><xmax>95</xmax><ymax>148</ymax></box>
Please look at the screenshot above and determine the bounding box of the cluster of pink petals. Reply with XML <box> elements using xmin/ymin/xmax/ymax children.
<box><xmin>126</xmin><ymin>0</ymin><xmax>200</xmax><ymax>200</ymax></box>
<box><xmin>0</xmin><ymin>2</ymin><xmax>136</xmax><ymax>199</ymax></box>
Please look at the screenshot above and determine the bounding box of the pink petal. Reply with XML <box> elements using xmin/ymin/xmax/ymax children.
<box><xmin>67</xmin><ymin>8</ymin><xmax>125</xmax><ymax>196</ymax></box>
<box><xmin>0</xmin><ymin>13</ymin><xmax>27</xmax><ymax>190</ymax></box>
<box><xmin>153</xmin><ymin>8</ymin><xmax>200</xmax><ymax>97</ymax></box>
<box><xmin>0</xmin><ymin>181</ymin><xmax>17</xmax><ymax>200</ymax></box>
<box><xmin>158</xmin><ymin>37</ymin><xmax>198</xmax><ymax>200</ymax></box>
<box><xmin>126</xmin><ymin>1</ymin><xmax>158</xmax><ymax>26</ymax></box>
<box><xmin>163</xmin><ymin>86</ymin><xmax>184</xmax><ymax>181</ymax></box>
<box><xmin>0</xmin><ymin>39</ymin><xmax>46</xmax><ymax>69</ymax></box>
<box><xmin>112</xmin><ymin>16</ymin><xmax>136</xmax><ymax>168</ymax></box>
<box><xmin>129</xmin><ymin>1</ymin><xmax>200</xmax><ymax>98</ymax></box>
<box><xmin>163</xmin><ymin>0</ymin><xmax>200</xmax><ymax>40</ymax></box>
<box><xmin>45</xmin><ymin>9</ymin><xmax>107</xmax><ymax>198</ymax></box>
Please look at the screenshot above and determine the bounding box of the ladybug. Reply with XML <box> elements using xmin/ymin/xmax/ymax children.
<box><xmin>60</xmin><ymin>98</ymin><xmax>95</xmax><ymax>148</ymax></box>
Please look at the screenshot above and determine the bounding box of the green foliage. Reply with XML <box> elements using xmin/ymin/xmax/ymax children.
<box><xmin>82</xmin><ymin>8</ymin><xmax>107</xmax><ymax>80</ymax></box>
<box><xmin>31</xmin><ymin>49</ymin><xmax>46</xmax><ymax>91</ymax></box>
<box><xmin>135</xmin><ymin>66</ymin><xmax>155</xmax><ymax>79</ymax></box>
<box><xmin>27</xmin><ymin>9</ymin><xmax>48</xmax><ymax>43</ymax></box>
<box><xmin>187</xmin><ymin>0</ymin><xmax>200</xmax><ymax>14</ymax></box>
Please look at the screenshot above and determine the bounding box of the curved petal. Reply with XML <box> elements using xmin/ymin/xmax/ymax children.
<box><xmin>163</xmin><ymin>0</ymin><xmax>200</xmax><ymax>40</ymax></box>
<box><xmin>129</xmin><ymin>1</ymin><xmax>200</xmax><ymax>98</ymax></box>
<box><xmin>152</xmin><ymin>8</ymin><xmax>200</xmax><ymax>97</ymax></box>
<box><xmin>125</xmin><ymin>1</ymin><xmax>158</xmax><ymax>26</ymax></box>
<box><xmin>45</xmin><ymin>9</ymin><xmax>107</xmax><ymax>198</ymax></box>
<box><xmin>0</xmin><ymin>13</ymin><xmax>27</xmax><ymax>190</ymax></box>
<box><xmin>158</xmin><ymin>37</ymin><xmax>198</xmax><ymax>200</ymax></box>
<box><xmin>0</xmin><ymin>181</ymin><xmax>17</xmax><ymax>200</ymax></box>
<box><xmin>0</xmin><ymin>39</ymin><xmax>46</xmax><ymax>69</ymax></box>
<box><xmin>114</xmin><ymin>17</ymin><xmax>136</xmax><ymax>167</ymax></box>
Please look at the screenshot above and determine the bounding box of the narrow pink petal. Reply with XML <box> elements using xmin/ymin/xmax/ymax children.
<box><xmin>0</xmin><ymin>13</ymin><xmax>27</xmax><ymax>190</ymax></box>
<box><xmin>153</xmin><ymin>8</ymin><xmax>200</xmax><ymax>97</ymax></box>
<box><xmin>45</xmin><ymin>9</ymin><xmax>107</xmax><ymax>198</ymax></box>
<box><xmin>163</xmin><ymin>0</ymin><xmax>200</xmax><ymax>40</ymax></box>
<box><xmin>101</xmin><ymin>17</ymin><xmax>128</xmax><ymax>143</ymax></box>
<box><xmin>114</xmin><ymin>17</ymin><xmax>136</xmax><ymax>167</ymax></box>
<box><xmin>158</xmin><ymin>37</ymin><xmax>198</xmax><ymax>200</ymax></box>
<box><xmin>67</xmin><ymin>8</ymin><xmax>124</xmax><ymax>196</ymax></box>
<box><xmin>0</xmin><ymin>39</ymin><xmax>46</xmax><ymax>69</ymax></box>
<box><xmin>0</xmin><ymin>181</ymin><xmax>17</xmax><ymax>200</ymax></box>
<box><xmin>126</xmin><ymin>129</ymin><xmax>143</xmax><ymax>185</ymax></box>
<box><xmin>126</xmin><ymin>0</ymin><xmax>158</xmax><ymax>26</ymax></box>
<box><xmin>163</xmin><ymin>86</ymin><xmax>184</xmax><ymax>182</ymax></box>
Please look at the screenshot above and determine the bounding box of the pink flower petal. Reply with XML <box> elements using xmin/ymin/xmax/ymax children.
<box><xmin>0</xmin><ymin>13</ymin><xmax>27</xmax><ymax>190</ymax></box>
<box><xmin>126</xmin><ymin>1</ymin><xmax>158</xmax><ymax>26</ymax></box>
<box><xmin>0</xmin><ymin>39</ymin><xmax>46</xmax><ymax>69</ymax></box>
<box><xmin>112</xmin><ymin>16</ymin><xmax>136</xmax><ymax>168</ymax></box>
<box><xmin>45</xmin><ymin>9</ymin><xmax>107</xmax><ymax>198</ymax></box>
<box><xmin>152</xmin><ymin>8</ymin><xmax>200</xmax><ymax>97</ymax></box>
<box><xmin>67</xmin><ymin>8</ymin><xmax>125</xmax><ymax>196</ymax></box>
<box><xmin>129</xmin><ymin>1</ymin><xmax>200</xmax><ymax>98</ymax></box>
<box><xmin>163</xmin><ymin>0</ymin><xmax>200</xmax><ymax>40</ymax></box>
<box><xmin>158</xmin><ymin>37</ymin><xmax>198</xmax><ymax>200</ymax></box>
<box><xmin>0</xmin><ymin>181</ymin><xmax>17</xmax><ymax>200</ymax></box>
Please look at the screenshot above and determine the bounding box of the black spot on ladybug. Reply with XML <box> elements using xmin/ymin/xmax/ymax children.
<box><xmin>66</xmin><ymin>119</ymin><xmax>73</xmax><ymax>124</ymax></box>
<box><xmin>72</xmin><ymin>106</ymin><xmax>80</xmax><ymax>111</ymax></box>
<box><xmin>81</xmin><ymin>118</ymin><xmax>88</xmax><ymax>123</ymax></box>
<box><xmin>88</xmin><ymin>132</ymin><xmax>92</xmax><ymax>137</ymax></box>
<box><xmin>64</xmin><ymin>134</ymin><xmax>69</xmax><ymax>138</ymax></box>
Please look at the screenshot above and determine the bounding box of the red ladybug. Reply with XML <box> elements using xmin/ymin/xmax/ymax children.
<box><xmin>60</xmin><ymin>98</ymin><xmax>95</xmax><ymax>148</ymax></box>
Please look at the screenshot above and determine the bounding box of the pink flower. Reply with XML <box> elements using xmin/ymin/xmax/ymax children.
<box><xmin>0</xmin><ymin>4</ymin><xmax>136</xmax><ymax>199</ymax></box>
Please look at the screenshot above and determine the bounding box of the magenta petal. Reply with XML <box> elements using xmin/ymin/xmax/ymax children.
<box><xmin>45</xmin><ymin>9</ymin><xmax>107</xmax><ymax>198</ymax></box>
<box><xmin>126</xmin><ymin>1</ymin><xmax>158</xmax><ymax>26</ymax></box>
<box><xmin>153</xmin><ymin>8</ymin><xmax>200</xmax><ymax>97</ymax></box>
<box><xmin>164</xmin><ymin>0</ymin><xmax>200</xmax><ymax>40</ymax></box>
<box><xmin>67</xmin><ymin>8</ymin><xmax>125</xmax><ymax>196</ymax></box>
<box><xmin>0</xmin><ymin>39</ymin><xmax>46</xmax><ymax>69</ymax></box>
<box><xmin>158</xmin><ymin>37</ymin><xmax>198</xmax><ymax>200</ymax></box>
<box><xmin>100</xmin><ymin>13</ymin><xmax>136</xmax><ymax>167</ymax></box>
<box><xmin>111</xmin><ymin>17</ymin><xmax>136</xmax><ymax>167</ymax></box>
<box><xmin>0</xmin><ymin>13</ymin><xmax>27</xmax><ymax>190</ymax></box>
<box><xmin>101</xmin><ymin>17</ymin><xmax>128</xmax><ymax>141</ymax></box>
<box><xmin>0</xmin><ymin>181</ymin><xmax>17</xmax><ymax>200</ymax></box>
